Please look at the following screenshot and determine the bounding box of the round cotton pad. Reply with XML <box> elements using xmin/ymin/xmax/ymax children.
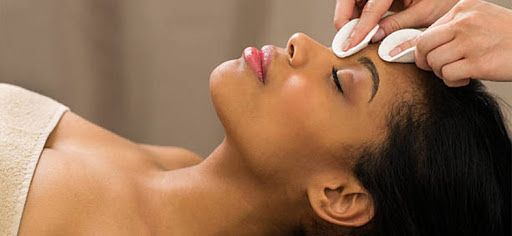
<box><xmin>378</xmin><ymin>29</ymin><xmax>423</xmax><ymax>63</ymax></box>
<box><xmin>332</xmin><ymin>18</ymin><xmax>379</xmax><ymax>58</ymax></box>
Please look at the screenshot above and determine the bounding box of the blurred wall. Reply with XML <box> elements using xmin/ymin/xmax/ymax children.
<box><xmin>484</xmin><ymin>0</ymin><xmax>512</xmax><ymax>124</ymax></box>
<box><xmin>0</xmin><ymin>0</ymin><xmax>510</xmax><ymax>156</ymax></box>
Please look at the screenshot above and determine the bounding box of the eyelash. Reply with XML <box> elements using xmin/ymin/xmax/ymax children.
<box><xmin>331</xmin><ymin>68</ymin><xmax>343</xmax><ymax>94</ymax></box>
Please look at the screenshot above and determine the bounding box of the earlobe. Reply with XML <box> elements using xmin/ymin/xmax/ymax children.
<box><xmin>307</xmin><ymin>176</ymin><xmax>374</xmax><ymax>227</ymax></box>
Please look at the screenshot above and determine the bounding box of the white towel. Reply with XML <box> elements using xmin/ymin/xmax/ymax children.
<box><xmin>0</xmin><ymin>83</ymin><xmax>68</xmax><ymax>235</ymax></box>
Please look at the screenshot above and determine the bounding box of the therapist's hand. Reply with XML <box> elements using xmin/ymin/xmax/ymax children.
<box><xmin>334</xmin><ymin>0</ymin><xmax>393</xmax><ymax>50</ymax></box>
<box><xmin>334</xmin><ymin>0</ymin><xmax>458</xmax><ymax>50</ymax></box>
<box><xmin>410</xmin><ymin>0</ymin><xmax>512</xmax><ymax>87</ymax></box>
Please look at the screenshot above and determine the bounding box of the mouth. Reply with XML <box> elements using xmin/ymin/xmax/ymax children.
<box><xmin>243</xmin><ymin>45</ymin><xmax>273</xmax><ymax>83</ymax></box>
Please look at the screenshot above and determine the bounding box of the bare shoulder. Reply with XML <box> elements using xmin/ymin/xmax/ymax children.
<box><xmin>19</xmin><ymin>148</ymin><xmax>147</xmax><ymax>235</ymax></box>
<box><xmin>19</xmin><ymin>148</ymin><xmax>110</xmax><ymax>235</ymax></box>
<box><xmin>46</xmin><ymin>112</ymin><xmax>203</xmax><ymax>171</ymax></box>
<box><xmin>139</xmin><ymin>144</ymin><xmax>203</xmax><ymax>170</ymax></box>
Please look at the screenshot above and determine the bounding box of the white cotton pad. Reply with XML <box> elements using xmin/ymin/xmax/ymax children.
<box><xmin>377</xmin><ymin>29</ymin><xmax>423</xmax><ymax>63</ymax></box>
<box><xmin>332</xmin><ymin>18</ymin><xmax>379</xmax><ymax>58</ymax></box>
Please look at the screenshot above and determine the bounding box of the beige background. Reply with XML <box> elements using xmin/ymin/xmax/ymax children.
<box><xmin>1</xmin><ymin>0</ymin><xmax>510</xmax><ymax>156</ymax></box>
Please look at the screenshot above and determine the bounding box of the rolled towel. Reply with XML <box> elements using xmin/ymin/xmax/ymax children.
<box><xmin>0</xmin><ymin>83</ymin><xmax>68</xmax><ymax>236</ymax></box>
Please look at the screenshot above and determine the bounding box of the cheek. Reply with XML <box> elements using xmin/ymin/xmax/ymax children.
<box><xmin>280</xmin><ymin>75</ymin><xmax>313</xmax><ymax>114</ymax></box>
<box><xmin>273</xmin><ymin>75</ymin><xmax>332</xmax><ymax>136</ymax></box>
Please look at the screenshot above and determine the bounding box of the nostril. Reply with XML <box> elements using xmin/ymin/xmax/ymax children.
<box><xmin>287</xmin><ymin>33</ymin><xmax>310</xmax><ymax>66</ymax></box>
<box><xmin>288</xmin><ymin>44</ymin><xmax>295</xmax><ymax>59</ymax></box>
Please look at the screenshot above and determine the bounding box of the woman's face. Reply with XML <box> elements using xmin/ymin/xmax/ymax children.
<box><xmin>209</xmin><ymin>33</ymin><xmax>424</xmax><ymax>181</ymax></box>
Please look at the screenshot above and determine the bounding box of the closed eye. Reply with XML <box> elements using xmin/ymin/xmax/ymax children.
<box><xmin>331</xmin><ymin>67</ymin><xmax>343</xmax><ymax>94</ymax></box>
<box><xmin>357</xmin><ymin>57</ymin><xmax>379</xmax><ymax>102</ymax></box>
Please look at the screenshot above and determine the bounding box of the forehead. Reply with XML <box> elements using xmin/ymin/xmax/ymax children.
<box><xmin>355</xmin><ymin>43</ymin><xmax>420</xmax><ymax>81</ymax></box>
<box><xmin>352</xmin><ymin>43</ymin><xmax>422</xmax><ymax>100</ymax></box>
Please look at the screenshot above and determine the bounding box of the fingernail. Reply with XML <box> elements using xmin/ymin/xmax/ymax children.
<box><xmin>371</xmin><ymin>29</ymin><xmax>385</xmax><ymax>43</ymax></box>
<box><xmin>389</xmin><ymin>47</ymin><xmax>402</xmax><ymax>57</ymax></box>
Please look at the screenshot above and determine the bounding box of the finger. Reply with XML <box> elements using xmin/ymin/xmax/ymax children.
<box><xmin>346</xmin><ymin>0</ymin><xmax>393</xmax><ymax>49</ymax></box>
<box><xmin>351</xmin><ymin>5</ymin><xmax>361</xmax><ymax>19</ymax></box>
<box><xmin>428</xmin><ymin>3</ymin><xmax>456</xmax><ymax>29</ymax></box>
<box><xmin>373</xmin><ymin>3</ymin><xmax>427</xmax><ymax>42</ymax></box>
<box><xmin>334</xmin><ymin>0</ymin><xmax>356</xmax><ymax>30</ymax></box>
<box><xmin>443</xmin><ymin>78</ymin><xmax>471</xmax><ymax>87</ymax></box>
<box><xmin>425</xmin><ymin>40</ymin><xmax>464</xmax><ymax>78</ymax></box>
<box><xmin>440</xmin><ymin>59</ymin><xmax>473</xmax><ymax>86</ymax></box>
<box><xmin>389</xmin><ymin>37</ymin><xmax>418</xmax><ymax>57</ymax></box>
<box><xmin>415</xmin><ymin>49</ymin><xmax>432</xmax><ymax>71</ymax></box>
<box><xmin>415</xmin><ymin>23</ymin><xmax>455</xmax><ymax>71</ymax></box>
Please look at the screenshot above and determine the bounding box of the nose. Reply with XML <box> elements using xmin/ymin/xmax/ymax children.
<box><xmin>286</xmin><ymin>33</ymin><xmax>323</xmax><ymax>67</ymax></box>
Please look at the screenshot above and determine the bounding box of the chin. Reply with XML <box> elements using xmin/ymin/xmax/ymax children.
<box><xmin>208</xmin><ymin>57</ymin><xmax>267</xmax><ymax>148</ymax></box>
<box><xmin>209</xmin><ymin>59</ymin><xmax>248</xmax><ymax>130</ymax></box>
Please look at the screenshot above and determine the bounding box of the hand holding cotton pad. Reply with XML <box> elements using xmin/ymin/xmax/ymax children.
<box><xmin>331</xmin><ymin>19</ymin><xmax>379</xmax><ymax>58</ymax></box>
<box><xmin>378</xmin><ymin>29</ymin><xmax>422</xmax><ymax>63</ymax></box>
<box><xmin>332</xmin><ymin>18</ymin><xmax>423</xmax><ymax>63</ymax></box>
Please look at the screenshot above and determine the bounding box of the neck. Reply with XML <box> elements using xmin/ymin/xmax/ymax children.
<box><xmin>141</xmin><ymin>138</ymin><xmax>304</xmax><ymax>235</ymax></box>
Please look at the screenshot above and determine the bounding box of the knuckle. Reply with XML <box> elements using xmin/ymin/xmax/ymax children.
<box><xmin>415</xmin><ymin>52</ymin><xmax>430</xmax><ymax>71</ymax></box>
<box><xmin>424</xmin><ymin>10</ymin><xmax>440</xmax><ymax>25</ymax></box>
<box><xmin>445</xmin><ymin>19</ymin><xmax>462</xmax><ymax>34</ymax></box>
<box><xmin>426</xmin><ymin>53</ymin><xmax>436</xmax><ymax>68</ymax></box>
<box><xmin>451</xmin><ymin>5</ymin><xmax>462</xmax><ymax>14</ymax></box>
<box><xmin>362</xmin><ymin>0</ymin><xmax>377</xmax><ymax>13</ymax></box>
<box><xmin>334</xmin><ymin>20</ymin><xmax>343</xmax><ymax>30</ymax></box>
<box><xmin>460</xmin><ymin>0</ymin><xmax>476</xmax><ymax>8</ymax></box>
<box><xmin>451</xmin><ymin>1</ymin><xmax>467</xmax><ymax>13</ymax></box>
<box><xmin>465</xmin><ymin>12</ymin><xmax>480</xmax><ymax>27</ymax></box>
<box><xmin>454</xmin><ymin>16</ymin><xmax>470</xmax><ymax>28</ymax></box>
<box><xmin>441</xmin><ymin>66</ymin><xmax>454</xmax><ymax>81</ymax></box>
<box><xmin>382</xmin><ymin>17</ymin><xmax>401</xmax><ymax>34</ymax></box>
<box><xmin>432</xmin><ymin>62</ymin><xmax>442</xmax><ymax>73</ymax></box>
<box><xmin>452</xmin><ymin>11</ymin><xmax>479</xmax><ymax>29</ymax></box>
<box><xmin>416</xmin><ymin>35</ymin><xmax>428</xmax><ymax>54</ymax></box>
<box><xmin>417</xmin><ymin>60</ymin><xmax>431</xmax><ymax>71</ymax></box>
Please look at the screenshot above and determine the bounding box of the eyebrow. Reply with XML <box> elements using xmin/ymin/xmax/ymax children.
<box><xmin>357</xmin><ymin>57</ymin><xmax>379</xmax><ymax>102</ymax></box>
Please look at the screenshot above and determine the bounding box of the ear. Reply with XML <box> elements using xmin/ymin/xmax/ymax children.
<box><xmin>307</xmin><ymin>175</ymin><xmax>374</xmax><ymax>227</ymax></box>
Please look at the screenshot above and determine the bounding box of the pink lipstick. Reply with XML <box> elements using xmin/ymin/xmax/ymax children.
<box><xmin>243</xmin><ymin>46</ymin><xmax>272</xmax><ymax>83</ymax></box>
<box><xmin>260</xmin><ymin>45</ymin><xmax>273</xmax><ymax>80</ymax></box>
<box><xmin>243</xmin><ymin>47</ymin><xmax>264</xmax><ymax>82</ymax></box>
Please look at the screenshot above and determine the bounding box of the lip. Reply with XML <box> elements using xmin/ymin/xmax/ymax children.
<box><xmin>243</xmin><ymin>46</ymin><xmax>273</xmax><ymax>83</ymax></box>
<box><xmin>260</xmin><ymin>45</ymin><xmax>273</xmax><ymax>81</ymax></box>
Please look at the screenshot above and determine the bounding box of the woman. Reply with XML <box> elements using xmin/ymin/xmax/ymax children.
<box><xmin>2</xmin><ymin>33</ymin><xmax>510</xmax><ymax>235</ymax></box>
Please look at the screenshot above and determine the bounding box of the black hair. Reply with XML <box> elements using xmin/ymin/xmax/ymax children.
<box><xmin>302</xmin><ymin>76</ymin><xmax>511</xmax><ymax>235</ymax></box>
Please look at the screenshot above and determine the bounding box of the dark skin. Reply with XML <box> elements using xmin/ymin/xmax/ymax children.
<box><xmin>19</xmin><ymin>33</ymin><xmax>427</xmax><ymax>235</ymax></box>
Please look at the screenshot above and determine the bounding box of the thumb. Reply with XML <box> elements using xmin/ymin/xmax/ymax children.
<box><xmin>372</xmin><ymin>4</ymin><xmax>427</xmax><ymax>42</ymax></box>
